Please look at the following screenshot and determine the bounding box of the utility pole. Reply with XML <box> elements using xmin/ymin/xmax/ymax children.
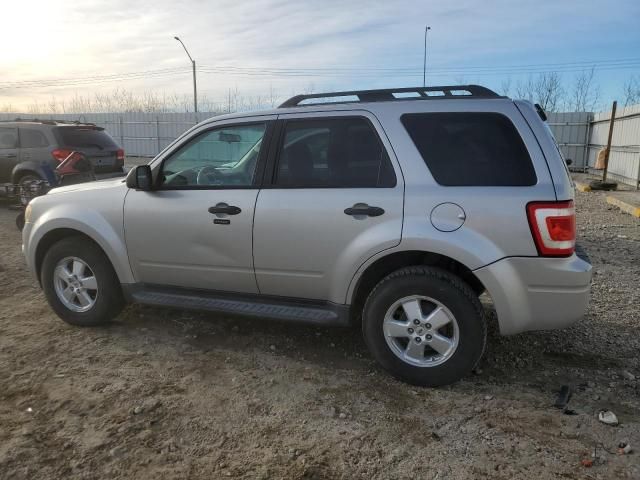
<box><xmin>174</xmin><ymin>36</ymin><xmax>198</xmax><ymax>113</ymax></box>
<box><xmin>423</xmin><ymin>26</ymin><xmax>431</xmax><ymax>87</ymax></box>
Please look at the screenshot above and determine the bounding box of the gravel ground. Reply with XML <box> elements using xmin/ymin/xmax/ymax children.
<box><xmin>0</xmin><ymin>190</ymin><xmax>638</xmax><ymax>479</ymax></box>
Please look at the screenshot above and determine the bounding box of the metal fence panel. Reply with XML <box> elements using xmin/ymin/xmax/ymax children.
<box><xmin>587</xmin><ymin>103</ymin><xmax>640</xmax><ymax>187</ymax></box>
<box><xmin>547</xmin><ymin>111</ymin><xmax>592</xmax><ymax>170</ymax></box>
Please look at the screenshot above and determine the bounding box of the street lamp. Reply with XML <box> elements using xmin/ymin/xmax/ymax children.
<box><xmin>174</xmin><ymin>36</ymin><xmax>198</xmax><ymax>113</ymax></box>
<box><xmin>423</xmin><ymin>26</ymin><xmax>431</xmax><ymax>87</ymax></box>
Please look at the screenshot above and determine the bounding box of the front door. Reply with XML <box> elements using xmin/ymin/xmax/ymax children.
<box><xmin>0</xmin><ymin>127</ymin><xmax>19</xmax><ymax>183</ymax></box>
<box><xmin>253</xmin><ymin>113</ymin><xmax>404</xmax><ymax>303</ymax></box>
<box><xmin>124</xmin><ymin>119</ymin><xmax>273</xmax><ymax>293</ymax></box>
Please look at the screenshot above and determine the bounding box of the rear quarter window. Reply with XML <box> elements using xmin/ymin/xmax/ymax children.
<box><xmin>55</xmin><ymin>127</ymin><xmax>119</xmax><ymax>149</ymax></box>
<box><xmin>401</xmin><ymin>112</ymin><xmax>537</xmax><ymax>186</ymax></box>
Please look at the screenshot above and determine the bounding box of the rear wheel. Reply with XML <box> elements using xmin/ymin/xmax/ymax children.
<box><xmin>362</xmin><ymin>266</ymin><xmax>486</xmax><ymax>386</ymax></box>
<box><xmin>41</xmin><ymin>237</ymin><xmax>124</xmax><ymax>326</ymax></box>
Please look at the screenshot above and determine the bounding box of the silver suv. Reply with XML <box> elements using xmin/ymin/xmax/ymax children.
<box><xmin>22</xmin><ymin>86</ymin><xmax>592</xmax><ymax>386</ymax></box>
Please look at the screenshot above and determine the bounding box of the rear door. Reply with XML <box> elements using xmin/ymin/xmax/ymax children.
<box><xmin>0</xmin><ymin>126</ymin><xmax>19</xmax><ymax>182</ymax></box>
<box><xmin>252</xmin><ymin>111</ymin><xmax>404</xmax><ymax>303</ymax></box>
<box><xmin>18</xmin><ymin>127</ymin><xmax>51</xmax><ymax>165</ymax></box>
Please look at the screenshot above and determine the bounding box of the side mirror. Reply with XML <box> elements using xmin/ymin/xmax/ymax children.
<box><xmin>565</xmin><ymin>158</ymin><xmax>573</xmax><ymax>166</ymax></box>
<box><xmin>126</xmin><ymin>165</ymin><xmax>153</xmax><ymax>190</ymax></box>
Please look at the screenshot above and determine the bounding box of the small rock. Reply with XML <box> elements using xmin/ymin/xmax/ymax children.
<box><xmin>622</xmin><ymin>371</ymin><xmax>635</xmax><ymax>381</ymax></box>
<box><xmin>26</xmin><ymin>407</ymin><xmax>33</xmax><ymax>413</ymax></box>
<box><xmin>269</xmin><ymin>345</ymin><xmax>276</xmax><ymax>351</ymax></box>
<box><xmin>330</xmin><ymin>343</ymin><xmax>336</xmax><ymax>348</ymax></box>
<box><xmin>133</xmin><ymin>406</ymin><xmax>144</xmax><ymax>415</ymax></box>
<box><xmin>109</xmin><ymin>446</ymin><xmax>126</xmax><ymax>458</ymax></box>
<box><xmin>598</xmin><ymin>410</ymin><xmax>619</xmax><ymax>426</ymax></box>
<box><xmin>484</xmin><ymin>395</ymin><xmax>493</xmax><ymax>401</ymax></box>
<box><xmin>338</xmin><ymin>412</ymin><xmax>347</xmax><ymax>419</ymax></box>
<box><xmin>616</xmin><ymin>234</ymin><xmax>628</xmax><ymax>239</ymax></box>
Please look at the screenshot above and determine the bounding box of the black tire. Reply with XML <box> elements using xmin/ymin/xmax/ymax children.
<box><xmin>362</xmin><ymin>266</ymin><xmax>486</xmax><ymax>387</ymax></box>
<box><xmin>588</xmin><ymin>180</ymin><xmax>617</xmax><ymax>191</ymax></box>
<box><xmin>41</xmin><ymin>236</ymin><xmax>124</xmax><ymax>326</ymax></box>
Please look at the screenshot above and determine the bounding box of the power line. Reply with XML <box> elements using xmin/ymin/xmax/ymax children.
<box><xmin>1</xmin><ymin>57</ymin><xmax>640</xmax><ymax>90</ymax></box>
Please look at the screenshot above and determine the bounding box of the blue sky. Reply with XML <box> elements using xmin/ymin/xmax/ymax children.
<box><xmin>1</xmin><ymin>0</ymin><xmax>639</xmax><ymax>111</ymax></box>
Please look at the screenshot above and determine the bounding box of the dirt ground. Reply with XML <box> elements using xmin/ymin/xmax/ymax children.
<box><xmin>0</xmin><ymin>190</ymin><xmax>638</xmax><ymax>480</ymax></box>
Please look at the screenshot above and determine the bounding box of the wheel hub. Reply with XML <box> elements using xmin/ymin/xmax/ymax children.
<box><xmin>382</xmin><ymin>295</ymin><xmax>459</xmax><ymax>367</ymax></box>
<box><xmin>53</xmin><ymin>257</ymin><xmax>99</xmax><ymax>313</ymax></box>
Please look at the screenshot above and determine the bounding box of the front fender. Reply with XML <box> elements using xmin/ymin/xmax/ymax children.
<box><xmin>24</xmin><ymin>202</ymin><xmax>134</xmax><ymax>285</ymax></box>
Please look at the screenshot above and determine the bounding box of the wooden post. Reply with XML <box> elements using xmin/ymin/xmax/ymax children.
<box><xmin>602</xmin><ymin>101</ymin><xmax>617</xmax><ymax>183</ymax></box>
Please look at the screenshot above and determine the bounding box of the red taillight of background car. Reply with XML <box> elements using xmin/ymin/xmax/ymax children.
<box><xmin>116</xmin><ymin>149</ymin><xmax>125</xmax><ymax>161</ymax></box>
<box><xmin>526</xmin><ymin>200</ymin><xmax>576</xmax><ymax>257</ymax></box>
<box><xmin>51</xmin><ymin>148</ymin><xmax>74</xmax><ymax>162</ymax></box>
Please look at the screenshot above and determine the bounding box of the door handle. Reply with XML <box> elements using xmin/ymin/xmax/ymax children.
<box><xmin>208</xmin><ymin>204</ymin><xmax>242</xmax><ymax>215</ymax></box>
<box><xmin>344</xmin><ymin>204</ymin><xmax>385</xmax><ymax>217</ymax></box>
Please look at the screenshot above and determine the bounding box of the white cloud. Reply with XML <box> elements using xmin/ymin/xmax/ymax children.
<box><xmin>0</xmin><ymin>0</ymin><xmax>638</xmax><ymax>110</ymax></box>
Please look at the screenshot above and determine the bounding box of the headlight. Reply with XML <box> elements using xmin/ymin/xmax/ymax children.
<box><xmin>24</xmin><ymin>204</ymin><xmax>33</xmax><ymax>223</ymax></box>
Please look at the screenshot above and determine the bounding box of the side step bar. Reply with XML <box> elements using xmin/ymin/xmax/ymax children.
<box><xmin>125</xmin><ymin>285</ymin><xmax>351</xmax><ymax>327</ymax></box>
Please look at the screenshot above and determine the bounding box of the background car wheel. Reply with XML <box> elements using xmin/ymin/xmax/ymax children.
<box><xmin>362</xmin><ymin>266</ymin><xmax>486</xmax><ymax>387</ymax></box>
<box><xmin>41</xmin><ymin>236</ymin><xmax>124</xmax><ymax>326</ymax></box>
<box><xmin>16</xmin><ymin>173</ymin><xmax>44</xmax><ymax>205</ymax></box>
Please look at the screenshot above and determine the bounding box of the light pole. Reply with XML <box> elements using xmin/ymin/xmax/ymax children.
<box><xmin>423</xmin><ymin>26</ymin><xmax>431</xmax><ymax>87</ymax></box>
<box><xmin>174</xmin><ymin>36</ymin><xmax>198</xmax><ymax>113</ymax></box>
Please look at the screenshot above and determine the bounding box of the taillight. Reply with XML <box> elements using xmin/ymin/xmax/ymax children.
<box><xmin>51</xmin><ymin>148</ymin><xmax>73</xmax><ymax>163</ymax></box>
<box><xmin>116</xmin><ymin>149</ymin><xmax>125</xmax><ymax>161</ymax></box>
<box><xmin>527</xmin><ymin>201</ymin><xmax>576</xmax><ymax>257</ymax></box>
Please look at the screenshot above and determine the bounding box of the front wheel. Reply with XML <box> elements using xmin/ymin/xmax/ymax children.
<box><xmin>362</xmin><ymin>266</ymin><xmax>486</xmax><ymax>387</ymax></box>
<box><xmin>41</xmin><ymin>237</ymin><xmax>124</xmax><ymax>326</ymax></box>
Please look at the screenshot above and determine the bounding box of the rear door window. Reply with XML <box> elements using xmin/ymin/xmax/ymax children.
<box><xmin>0</xmin><ymin>127</ymin><xmax>18</xmax><ymax>149</ymax></box>
<box><xmin>55</xmin><ymin>127</ymin><xmax>119</xmax><ymax>150</ymax></box>
<box><xmin>19</xmin><ymin>129</ymin><xmax>49</xmax><ymax>148</ymax></box>
<box><xmin>401</xmin><ymin>112</ymin><xmax>536</xmax><ymax>186</ymax></box>
<box><xmin>274</xmin><ymin>117</ymin><xmax>396</xmax><ymax>188</ymax></box>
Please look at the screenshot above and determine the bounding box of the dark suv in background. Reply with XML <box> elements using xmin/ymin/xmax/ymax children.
<box><xmin>0</xmin><ymin>119</ymin><xmax>124</xmax><ymax>187</ymax></box>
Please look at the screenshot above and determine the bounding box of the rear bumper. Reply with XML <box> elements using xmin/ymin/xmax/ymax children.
<box><xmin>474</xmin><ymin>253</ymin><xmax>592</xmax><ymax>335</ymax></box>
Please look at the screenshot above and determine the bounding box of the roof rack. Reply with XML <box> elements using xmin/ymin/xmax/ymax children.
<box><xmin>279</xmin><ymin>85</ymin><xmax>502</xmax><ymax>108</ymax></box>
<box><xmin>0</xmin><ymin>118</ymin><xmax>97</xmax><ymax>127</ymax></box>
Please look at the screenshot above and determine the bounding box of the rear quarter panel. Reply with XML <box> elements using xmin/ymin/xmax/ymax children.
<box><xmin>364</xmin><ymin>99</ymin><xmax>557</xmax><ymax>268</ymax></box>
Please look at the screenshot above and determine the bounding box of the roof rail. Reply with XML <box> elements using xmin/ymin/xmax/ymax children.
<box><xmin>0</xmin><ymin>118</ymin><xmax>97</xmax><ymax>127</ymax></box>
<box><xmin>279</xmin><ymin>85</ymin><xmax>502</xmax><ymax>108</ymax></box>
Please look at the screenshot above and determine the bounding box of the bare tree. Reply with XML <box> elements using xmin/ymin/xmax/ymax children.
<box><xmin>500</xmin><ymin>78</ymin><xmax>512</xmax><ymax>97</ymax></box>
<box><xmin>514</xmin><ymin>76</ymin><xmax>535</xmax><ymax>102</ymax></box>
<box><xmin>567</xmin><ymin>68</ymin><xmax>600</xmax><ymax>112</ymax></box>
<box><xmin>623</xmin><ymin>76</ymin><xmax>640</xmax><ymax>106</ymax></box>
<box><xmin>533</xmin><ymin>72</ymin><xmax>564</xmax><ymax>112</ymax></box>
<box><xmin>514</xmin><ymin>73</ymin><xmax>565</xmax><ymax>112</ymax></box>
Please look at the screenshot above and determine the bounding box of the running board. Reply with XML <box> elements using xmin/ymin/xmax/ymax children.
<box><xmin>125</xmin><ymin>285</ymin><xmax>351</xmax><ymax>327</ymax></box>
